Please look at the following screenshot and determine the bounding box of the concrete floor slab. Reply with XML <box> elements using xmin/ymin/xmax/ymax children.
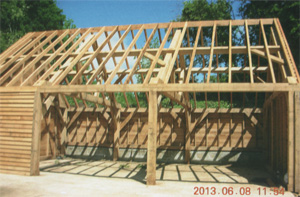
<box><xmin>26</xmin><ymin>159</ymin><xmax>296</xmax><ymax>196</ymax></box>
<box><xmin>79</xmin><ymin>166</ymin><xmax>106</xmax><ymax>176</ymax></box>
<box><xmin>0</xmin><ymin>172</ymin><xmax>294</xmax><ymax>197</ymax></box>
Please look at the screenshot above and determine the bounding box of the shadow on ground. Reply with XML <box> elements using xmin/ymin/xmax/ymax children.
<box><xmin>40</xmin><ymin>159</ymin><xmax>272</xmax><ymax>186</ymax></box>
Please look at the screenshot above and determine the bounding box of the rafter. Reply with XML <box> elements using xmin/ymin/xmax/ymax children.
<box><xmin>206</xmin><ymin>22</ymin><xmax>217</xmax><ymax>83</ymax></box>
<box><xmin>52</xmin><ymin>29</ymin><xmax>104</xmax><ymax>85</ymax></box>
<box><xmin>70</xmin><ymin>27</ymin><xmax>117</xmax><ymax>85</ymax></box>
<box><xmin>245</xmin><ymin>20</ymin><xmax>254</xmax><ymax>83</ymax></box>
<box><xmin>0</xmin><ymin>18</ymin><xmax>297</xmax><ymax>91</ymax></box>
<box><xmin>260</xmin><ymin>20</ymin><xmax>276</xmax><ymax>83</ymax></box>
<box><xmin>87</xmin><ymin>26</ymin><xmax>132</xmax><ymax>85</ymax></box>
<box><xmin>124</xmin><ymin>25</ymin><xmax>158</xmax><ymax>84</ymax></box>
<box><xmin>144</xmin><ymin>23</ymin><xmax>173</xmax><ymax>84</ymax></box>
<box><xmin>1</xmin><ymin>32</ymin><xmax>55</xmax><ymax>85</ymax></box>
<box><xmin>34</xmin><ymin>28</ymin><xmax>93</xmax><ymax>85</ymax></box>
<box><xmin>156</xmin><ymin>22</ymin><xmax>188</xmax><ymax>84</ymax></box>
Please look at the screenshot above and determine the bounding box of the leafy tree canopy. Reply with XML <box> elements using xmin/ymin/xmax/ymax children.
<box><xmin>239</xmin><ymin>0</ymin><xmax>300</xmax><ymax>71</ymax></box>
<box><xmin>176</xmin><ymin>0</ymin><xmax>232</xmax><ymax>22</ymax></box>
<box><xmin>0</xmin><ymin>0</ymin><xmax>75</xmax><ymax>53</ymax></box>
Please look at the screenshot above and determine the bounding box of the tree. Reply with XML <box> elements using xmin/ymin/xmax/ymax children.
<box><xmin>0</xmin><ymin>0</ymin><xmax>75</xmax><ymax>53</ymax></box>
<box><xmin>239</xmin><ymin>0</ymin><xmax>300</xmax><ymax>72</ymax></box>
<box><xmin>175</xmin><ymin>0</ymin><xmax>233</xmax><ymax>78</ymax></box>
<box><xmin>177</xmin><ymin>0</ymin><xmax>232</xmax><ymax>22</ymax></box>
<box><xmin>176</xmin><ymin>0</ymin><xmax>232</xmax><ymax>47</ymax></box>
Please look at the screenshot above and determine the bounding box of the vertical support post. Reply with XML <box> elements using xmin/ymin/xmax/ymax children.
<box><xmin>31</xmin><ymin>90</ymin><xmax>42</xmax><ymax>175</ymax></box>
<box><xmin>270</xmin><ymin>101</ymin><xmax>274</xmax><ymax>170</ymax></box>
<box><xmin>113</xmin><ymin>108</ymin><xmax>120</xmax><ymax>161</ymax></box>
<box><xmin>147</xmin><ymin>90</ymin><xmax>157</xmax><ymax>185</ymax></box>
<box><xmin>294</xmin><ymin>91</ymin><xmax>300</xmax><ymax>193</ymax></box>
<box><xmin>61</xmin><ymin>108</ymin><xmax>68</xmax><ymax>155</ymax></box>
<box><xmin>185</xmin><ymin>110</ymin><xmax>191</xmax><ymax>164</ymax></box>
<box><xmin>262</xmin><ymin>106</ymin><xmax>268</xmax><ymax>166</ymax></box>
<box><xmin>287</xmin><ymin>91</ymin><xmax>295</xmax><ymax>191</ymax></box>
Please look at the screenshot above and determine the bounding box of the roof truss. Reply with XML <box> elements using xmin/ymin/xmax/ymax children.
<box><xmin>0</xmin><ymin>18</ymin><xmax>299</xmax><ymax>109</ymax></box>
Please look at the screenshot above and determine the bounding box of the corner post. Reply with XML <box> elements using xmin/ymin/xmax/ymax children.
<box><xmin>287</xmin><ymin>91</ymin><xmax>295</xmax><ymax>191</ymax></box>
<box><xmin>31</xmin><ymin>90</ymin><xmax>42</xmax><ymax>175</ymax></box>
<box><xmin>147</xmin><ymin>90</ymin><xmax>157</xmax><ymax>185</ymax></box>
<box><xmin>295</xmin><ymin>91</ymin><xmax>300</xmax><ymax>193</ymax></box>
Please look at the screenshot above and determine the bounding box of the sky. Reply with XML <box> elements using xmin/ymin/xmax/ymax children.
<box><xmin>57</xmin><ymin>0</ymin><xmax>185</xmax><ymax>28</ymax></box>
<box><xmin>56</xmin><ymin>0</ymin><xmax>187</xmax><ymax>83</ymax></box>
<box><xmin>56</xmin><ymin>0</ymin><xmax>241</xmax><ymax>83</ymax></box>
<box><xmin>57</xmin><ymin>0</ymin><xmax>241</xmax><ymax>28</ymax></box>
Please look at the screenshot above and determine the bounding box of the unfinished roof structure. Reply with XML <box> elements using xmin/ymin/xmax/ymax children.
<box><xmin>0</xmin><ymin>19</ymin><xmax>299</xmax><ymax>192</ymax></box>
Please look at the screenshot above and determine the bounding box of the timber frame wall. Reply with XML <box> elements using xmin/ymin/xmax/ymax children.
<box><xmin>0</xmin><ymin>19</ymin><xmax>299</xmax><ymax>192</ymax></box>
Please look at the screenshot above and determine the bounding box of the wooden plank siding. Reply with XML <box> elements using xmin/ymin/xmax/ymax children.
<box><xmin>66</xmin><ymin>110</ymin><xmax>262</xmax><ymax>151</ymax></box>
<box><xmin>0</xmin><ymin>92</ymin><xmax>35</xmax><ymax>175</ymax></box>
<box><xmin>40</xmin><ymin>107</ymin><xmax>62</xmax><ymax>160</ymax></box>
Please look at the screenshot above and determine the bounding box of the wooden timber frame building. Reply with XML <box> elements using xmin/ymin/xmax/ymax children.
<box><xmin>0</xmin><ymin>18</ymin><xmax>299</xmax><ymax>192</ymax></box>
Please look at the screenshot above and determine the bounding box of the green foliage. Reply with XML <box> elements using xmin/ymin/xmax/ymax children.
<box><xmin>136</xmin><ymin>37</ymin><xmax>161</xmax><ymax>84</ymax></box>
<box><xmin>0</xmin><ymin>0</ymin><xmax>76</xmax><ymax>53</ymax></box>
<box><xmin>119</xmin><ymin>163</ymin><xmax>130</xmax><ymax>169</ymax></box>
<box><xmin>175</xmin><ymin>0</ymin><xmax>233</xmax><ymax>69</ymax></box>
<box><xmin>177</xmin><ymin>0</ymin><xmax>232</xmax><ymax>22</ymax></box>
<box><xmin>115</xmin><ymin>92</ymin><xmax>138</xmax><ymax>108</ymax></box>
<box><xmin>239</xmin><ymin>0</ymin><xmax>300</xmax><ymax>72</ymax></box>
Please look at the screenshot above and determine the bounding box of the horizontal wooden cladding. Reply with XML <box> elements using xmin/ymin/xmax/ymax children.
<box><xmin>0</xmin><ymin>91</ymin><xmax>36</xmax><ymax>95</ymax></box>
<box><xmin>264</xmin><ymin>93</ymin><xmax>288</xmax><ymax>185</ymax></box>
<box><xmin>0</xmin><ymin>165</ymin><xmax>30</xmax><ymax>172</ymax></box>
<box><xmin>0</xmin><ymin>169</ymin><xmax>30</xmax><ymax>176</ymax></box>
<box><xmin>0</xmin><ymin>152</ymin><xmax>31</xmax><ymax>159</ymax></box>
<box><xmin>40</xmin><ymin>107</ymin><xmax>62</xmax><ymax>159</ymax></box>
<box><xmin>0</xmin><ymin>140</ymin><xmax>32</xmax><ymax>146</ymax></box>
<box><xmin>0</xmin><ymin>160</ymin><xmax>31</xmax><ymax>168</ymax></box>
<box><xmin>66</xmin><ymin>142</ymin><xmax>261</xmax><ymax>152</ymax></box>
<box><xmin>0</xmin><ymin>136</ymin><xmax>32</xmax><ymax>142</ymax></box>
<box><xmin>0</xmin><ymin>115</ymin><xmax>33</xmax><ymax>121</ymax></box>
<box><xmin>0</xmin><ymin>123</ymin><xmax>32</xmax><ymax>129</ymax></box>
<box><xmin>0</xmin><ymin>92</ymin><xmax>34</xmax><ymax>176</ymax></box>
<box><xmin>67</xmin><ymin>110</ymin><xmax>263</xmax><ymax>151</ymax></box>
<box><xmin>0</xmin><ymin>132</ymin><xmax>32</xmax><ymax>138</ymax></box>
<box><xmin>0</xmin><ymin>112</ymin><xmax>33</xmax><ymax>116</ymax></box>
<box><xmin>0</xmin><ymin>120</ymin><xmax>33</xmax><ymax>125</ymax></box>
<box><xmin>0</xmin><ymin>100</ymin><xmax>34</xmax><ymax>104</ymax></box>
<box><xmin>0</xmin><ymin>157</ymin><xmax>31</xmax><ymax>163</ymax></box>
<box><xmin>0</xmin><ymin>107</ymin><xmax>33</xmax><ymax>111</ymax></box>
<box><xmin>0</xmin><ymin>148</ymin><xmax>32</xmax><ymax>154</ymax></box>
<box><xmin>0</xmin><ymin>104</ymin><xmax>34</xmax><ymax>108</ymax></box>
<box><xmin>0</xmin><ymin>95</ymin><xmax>35</xmax><ymax>99</ymax></box>
<box><xmin>0</xmin><ymin>144</ymin><xmax>31</xmax><ymax>150</ymax></box>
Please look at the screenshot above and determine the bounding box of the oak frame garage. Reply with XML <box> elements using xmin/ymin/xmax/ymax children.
<box><xmin>0</xmin><ymin>19</ymin><xmax>299</xmax><ymax>192</ymax></box>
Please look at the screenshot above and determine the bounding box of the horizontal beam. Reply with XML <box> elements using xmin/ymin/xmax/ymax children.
<box><xmin>67</xmin><ymin>107</ymin><xmax>263</xmax><ymax>114</ymax></box>
<box><xmin>1</xmin><ymin>84</ymin><xmax>299</xmax><ymax>93</ymax></box>
<box><xmin>19</xmin><ymin>45</ymin><xmax>280</xmax><ymax>60</ymax></box>
<box><xmin>143</xmin><ymin>52</ymin><xmax>165</xmax><ymax>66</ymax></box>
<box><xmin>37</xmin><ymin>83</ymin><xmax>300</xmax><ymax>93</ymax></box>
<box><xmin>251</xmin><ymin>49</ymin><xmax>284</xmax><ymax>65</ymax></box>
<box><xmin>51</xmin><ymin>66</ymin><xmax>269</xmax><ymax>78</ymax></box>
